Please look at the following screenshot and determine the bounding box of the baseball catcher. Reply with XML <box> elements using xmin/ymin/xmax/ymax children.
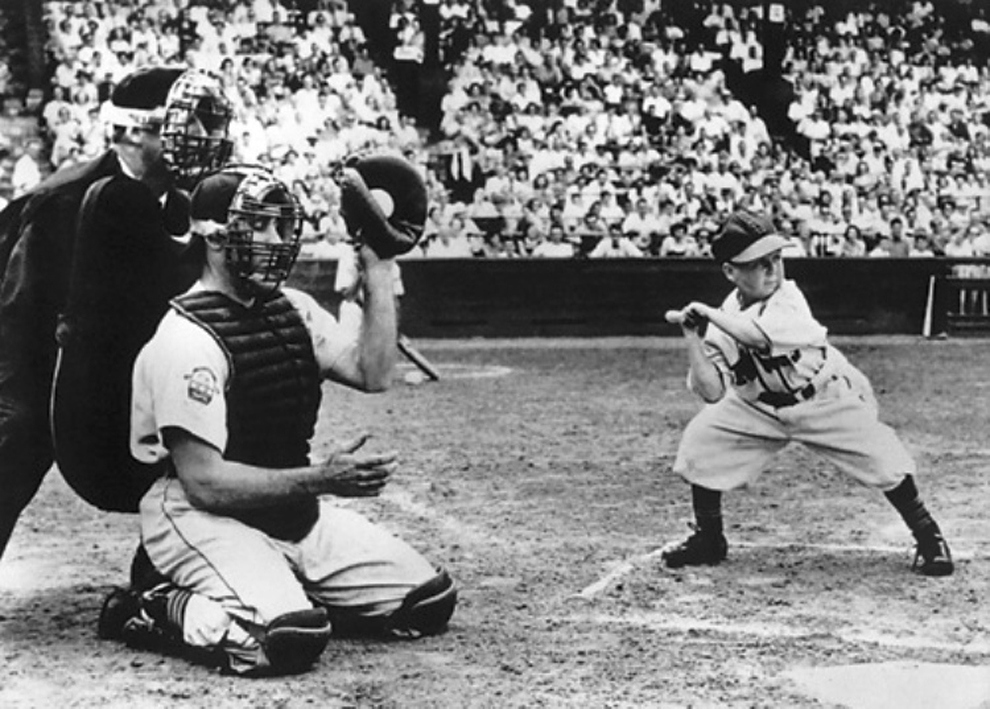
<box><xmin>660</xmin><ymin>209</ymin><xmax>953</xmax><ymax>577</ymax></box>
<box><xmin>97</xmin><ymin>164</ymin><xmax>456</xmax><ymax>675</ymax></box>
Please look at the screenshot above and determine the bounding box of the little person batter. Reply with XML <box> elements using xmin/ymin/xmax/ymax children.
<box><xmin>661</xmin><ymin>210</ymin><xmax>953</xmax><ymax>576</ymax></box>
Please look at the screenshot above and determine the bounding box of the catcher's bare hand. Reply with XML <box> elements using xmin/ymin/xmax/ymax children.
<box><xmin>321</xmin><ymin>433</ymin><xmax>397</xmax><ymax>498</ymax></box>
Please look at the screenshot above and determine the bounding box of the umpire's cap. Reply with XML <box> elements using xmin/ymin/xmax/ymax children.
<box><xmin>104</xmin><ymin>66</ymin><xmax>185</xmax><ymax>130</ymax></box>
<box><xmin>711</xmin><ymin>211</ymin><xmax>789</xmax><ymax>264</ymax></box>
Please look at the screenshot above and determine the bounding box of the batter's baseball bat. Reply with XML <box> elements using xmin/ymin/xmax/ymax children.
<box><xmin>398</xmin><ymin>334</ymin><xmax>440</xmax><ymax>381</ymax></box>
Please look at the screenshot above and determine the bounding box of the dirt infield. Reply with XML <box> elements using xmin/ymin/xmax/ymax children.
<box><xmin>1</xmin><ymin>337</ymin><xmax>989</xmax><ymax>708</ymax></box>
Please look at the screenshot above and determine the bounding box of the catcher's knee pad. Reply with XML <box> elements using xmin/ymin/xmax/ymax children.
<box><xmin>261</xmin><ymin>608</ymin><xmax>333</xmax><ymax>675</ymax></box>
<box><xmin>385</xmin><ymin>568</ymin><xmax>458</xmax><ymax>639</ymax></box>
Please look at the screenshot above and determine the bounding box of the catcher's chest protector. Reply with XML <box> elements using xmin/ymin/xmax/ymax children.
<box><xmin>172</xmin><ymin>289</ymin><xmax>322</xmax><ymax>541</ymax></box>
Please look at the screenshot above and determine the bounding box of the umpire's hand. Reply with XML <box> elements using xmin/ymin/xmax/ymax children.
<box><xmin>320</xmin><ymin>434</ymin><xmax>397</xmax><ymax>497</ymax></box>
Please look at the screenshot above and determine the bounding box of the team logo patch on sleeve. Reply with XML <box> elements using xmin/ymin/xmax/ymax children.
<box><xmin>184</xmin><ymin>367</ymin><xmax>218</xmax><ymax>404</ymax></box>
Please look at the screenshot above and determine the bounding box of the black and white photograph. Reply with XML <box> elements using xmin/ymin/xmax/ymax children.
<box><xmin>0</xmin><ymin>0</ymin><xmax>988</xmax><ymax>707</ymax></box>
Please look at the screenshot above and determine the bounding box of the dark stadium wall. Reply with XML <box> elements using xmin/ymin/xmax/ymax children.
<box><xmin>288</xmin><ymin>259</ymin><xmax>956</xmax><ymax>339</ymax></box>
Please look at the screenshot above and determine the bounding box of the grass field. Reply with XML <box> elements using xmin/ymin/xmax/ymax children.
<box><xmin>1</xmin><ymin>336</ymin><xmax>988</xmax><ymax>708</ymax></box>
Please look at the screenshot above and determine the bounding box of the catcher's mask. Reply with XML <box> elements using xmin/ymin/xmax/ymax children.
<box><xmin>191</xmin><ymin>166</ymin><xmax>304</xmax><ymax>293</ymax></box>
<box><xmin>160</xmin><ymin>70</ymin><xmax>233</xmax><ymax>189</ymax></box>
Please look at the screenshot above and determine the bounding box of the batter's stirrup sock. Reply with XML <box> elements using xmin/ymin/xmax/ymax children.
<box><xmin>884</xmin><ymin>475</ymin><xmax>954</xmax><ymax>576</ymax></box>
<box><xmin>691</xmin><ymin>484</ymin><xmax>723</xmax><ymax>536</ymax></box>
<box><xmin>661</xmin><ymin>486</ymin><xmax>727</xmax><ymax>569</ymax></box>
<box><xmin>883</xmin><ymin>475</ymin><xmax>938</xmax><ymax>538</ymax></box>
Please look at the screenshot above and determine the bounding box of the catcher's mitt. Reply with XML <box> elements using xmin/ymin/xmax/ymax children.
<box><xmin>337</xmin><ymin>153</ymin><xmax>427</xmax><ymax>258</ymax></box>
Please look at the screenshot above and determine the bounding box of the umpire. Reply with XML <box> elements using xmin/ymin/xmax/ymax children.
<box><xmin>0</xmin><ymin>66</ymin><xmax>229</xmax><ymax>562</ymax></box>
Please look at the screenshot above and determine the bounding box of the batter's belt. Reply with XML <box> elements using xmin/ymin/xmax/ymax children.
<box><xmin>754</xmin><ymin>365</ymin><xmax>844</xmax><ymax>409</ymax></box>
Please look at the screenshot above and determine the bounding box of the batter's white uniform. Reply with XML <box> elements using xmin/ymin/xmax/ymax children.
<box><xmin>131</xmin><ymin>283</ymin><xmax>435</xmax><ymax>672</ymax></box>
<box><xmin>673</xmin><ymin>279</ymin><xmax>915</xmax><ymax>492</ymax></box>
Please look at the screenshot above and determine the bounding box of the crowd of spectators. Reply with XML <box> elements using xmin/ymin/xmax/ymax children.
<box><xmin>20</xmin><ymin>0</ymin><xmax>428</xmax><ymax>252</ymax></box>
<box><xmin>3</xmin><ymin>0</ymin><xmax>990</xmax><ymax>265</ymax></box>
<box><xmin>423</xmin><ymin>0</ymin><xmax>990</xmax><ymax>261</ymax></box>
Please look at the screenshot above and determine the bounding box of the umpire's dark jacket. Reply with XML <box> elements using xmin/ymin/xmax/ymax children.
<box><xmin>0</xmin><ymin>150</ymin><xmax>194</xmax><ymax>513</ymax></box>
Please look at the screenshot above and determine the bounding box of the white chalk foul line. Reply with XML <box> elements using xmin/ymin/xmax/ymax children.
<box><xmin>559</xmin><ymin>612</ymin><xmax>990</xmax><ymax>656</ymax></box>
<box><xmin>575</xmin><ymin>541</ymin><xmax>982</xmax><ymax>599</ymax></box>
<box><xmin>733</xmin><ymin>540</ymin><xmax>982</xmax><ymax>557</ymax></box>
<box><xmin>396</xmin><ymin>362</ymin><xmax>513</xmax><ymax>379</ymax></box>
<box><xmin>575</xmin><ymin>548</ymin><xmax>669</xmax><ymax>599</ymax></box>
<box><xmin>383</xmin><ymin>486</ymin><xmax>501</xmax><ymax>548</ymax></box>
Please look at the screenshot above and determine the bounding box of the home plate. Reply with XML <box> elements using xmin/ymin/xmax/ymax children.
<box><xmin>784</xmin><ymin>661</ymin><xmax>990</xmax><ymax>709</ymax></box>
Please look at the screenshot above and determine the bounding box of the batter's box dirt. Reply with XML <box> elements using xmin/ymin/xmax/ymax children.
<box><xmin>3</xmin><ymin>338</ymin><xmax>989</xmax><ymax>708</ymax></box>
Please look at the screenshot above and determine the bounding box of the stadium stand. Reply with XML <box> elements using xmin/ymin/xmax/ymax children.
<box><xmin>1</xmin><ymin>0</ymin><xmax>989</xmax><ymax>265</ymax></box>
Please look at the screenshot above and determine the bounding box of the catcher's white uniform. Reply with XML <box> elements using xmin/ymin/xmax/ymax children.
<box><xmin>673</xmin><ymin>279</ymin><xmax>915</xmax><ymax>491</ymax></box>
<box><xmin>131</xmin><ymin>284</ymin><xmax>435</xmax><ymax>672</ymax></box>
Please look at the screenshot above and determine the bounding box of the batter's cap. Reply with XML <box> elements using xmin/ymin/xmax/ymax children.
<box><xmin>105</xmin><ymin>66</ymin><xmax>185</xmax><ymax>130</ymax></box>
<box><xmin>711</xmin><ymin>211</ymin><xmax>789</xmax><ymax>263</ymax></box>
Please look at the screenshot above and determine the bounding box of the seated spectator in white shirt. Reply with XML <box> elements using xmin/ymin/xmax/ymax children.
<box><xmin>621</xmin><ymin>198</ymin><xmax>663</xmax><ymax>241</ymax></box>
<box><xmin>968</xmin><ymin>222</ymin><xmax>990</xmax><ymax>257</ymax></box>
<box><xmin>909</xmin><ymin>231</ymin><xmax>937</xmax><ymax>257</ymax></box>
<box><xmin>561</xmin><ymin>189</ymin><xmax>588</xmax><ymax>231</ymax></box>
<box><xmin>531</xmin><ymin>223</ymin><xmax>576</xmax><ymax>258</ymax></box>
<box><xmin>838</xmin><ymin>225</ymin><xmax>868</xmax><ymax>257</ymax></box>
<box><xmin>597</xmin><ymin>190</ymin><xmax>627</xmax><ymax>226</ymax></box>
<box><xmin>588</xmin><ymin>225</ymin><xmax>645</xmax><ymax>258</ymax></box>
<box><xmin>425</xmin><ymin>216</ymin><xmax>475</xmax><ymax>257</ymax></box>
<box><xmin>11</xmin><ymin>138</ymin><xmax>45</xmax><ymax>198</ymax></box>
<box><xmin>658</xmin><ymin>221</ymin><xmax>700</xmax><ymax>257</ymax></box>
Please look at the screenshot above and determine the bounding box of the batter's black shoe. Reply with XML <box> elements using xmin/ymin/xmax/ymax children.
<box><xmin>661</xmin><ymin>525</ymin><xmax>728</xmax><ymax>568</ymax></box>
<box><xmin>912</xmin><ymin>533</ymin><xmax>954</xmax><ymax>577</ymax></box>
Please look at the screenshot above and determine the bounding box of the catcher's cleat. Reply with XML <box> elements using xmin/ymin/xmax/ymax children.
<box><xmin>97</xmin><ymin>582</ymin><xmax>188</xmax><ymax>650</ymax></box>
<box><xmin>661</xmin><ymin>525</ymin><xmax>728</xmax><ymax>568</ymax></box>
<box><xmin>98</xmin><ymin>586</ymin><xmax>142</xmax><ymax>641</ymax></box>
<box><xmin>912</xmin><ymin>533</ymin><xmax>954</xmax><ymax>577</ymax></box>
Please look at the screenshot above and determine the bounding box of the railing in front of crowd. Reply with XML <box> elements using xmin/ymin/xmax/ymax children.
<box><xmin>288</xmin><ymin>256</ymin><xmax>990</xmax><ymax>339</ymax></box>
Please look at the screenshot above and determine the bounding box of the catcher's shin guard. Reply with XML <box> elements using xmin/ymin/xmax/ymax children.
<box><xmin>384</xmin><ymin>568</ymin><xmax>458</xmax><ymax>639</ymax></box>
<box><xmin>256</xmin><ymin>608</ymin><xmax>333</xmax><ymax>675</ymax></box>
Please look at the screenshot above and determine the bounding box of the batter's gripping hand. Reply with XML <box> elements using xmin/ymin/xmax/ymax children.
<box><xmin>338</xmin><ymin>154</ymin><xmax>427</xmax><ymax>258</ymax></box>
<box><xmin>321</xmin><ymin>434</ymin><xmax>397</xmax><ymax>498</ymax></box>
<box><xmin>665</xmin><ymin>304</ymin><xmax>709</xmax><ymax>335</ymax></box>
